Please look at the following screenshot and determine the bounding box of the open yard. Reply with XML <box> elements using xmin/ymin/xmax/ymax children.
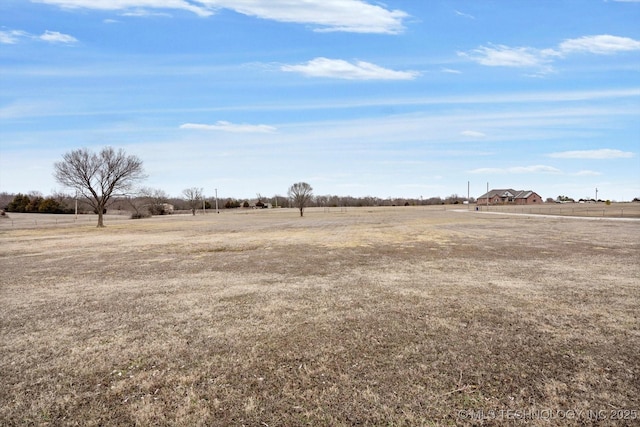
<box><xmin>1</xmin><ymin>207</ymin><xmax>639</xmax><ymax>426</ymax></box>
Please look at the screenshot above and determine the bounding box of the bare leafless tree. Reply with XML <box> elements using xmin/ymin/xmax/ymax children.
<box><xmin>139</xmin><ymin>187</ymin><xmax>170</xmax><ymax>215</ymax></box>
<box><xmin>54</xmin><ymin>147</ymin><xmax>145</xmax><ymax>227</ymax></box>
<box><xmin>183</xmin><ymin>187</ymin><xmax>203</xmax><ymax>215</ymax></box>
<box><xmin>288</xmin><ymin>182</ymin><xmax>313</xmax><ymax>217</ymax></box>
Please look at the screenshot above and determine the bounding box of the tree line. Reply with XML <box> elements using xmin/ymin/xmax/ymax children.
<box><xmin>0</xmin><ymin>146</ymin><xmax>473</xmax><ymax>227</ymax></box>
<box><xmin>1</xmin><ymin>191</ymin><xmax>468</xmax><ymax>215</ymax></box>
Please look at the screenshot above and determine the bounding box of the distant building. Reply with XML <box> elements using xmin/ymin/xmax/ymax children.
<box><xmin>161</xmin><ymin>203</ymin><xmax>175</xmax><ymax>214</ymax></box>
<box><xmin>250</xmin><ymin>199</ymin><xmax>272</xmax><ymax>209</ymax></box>
<box><xmin>477</xmin><ymin>189</ymin><xmax>543</xmax><ymax>205</ymax></box>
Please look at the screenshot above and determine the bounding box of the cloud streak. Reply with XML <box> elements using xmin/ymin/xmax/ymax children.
<box><xmin>460</xmin><ymin>130</ymin><xmax>486</xmax><ymax>138</ymax></box>
<box><xmin>469</xmin><ymin>165</ymin><xmax>562</xmax><ymax>174</ymax></box>
<box><xmin>0</xmin><ymin>29</ymin><xmax>77</xmax><ymax>44</ymax></box>
<box><xmin>33</xmin><ymin>0</ymin><xmax>214</xmax><ymax>17</ymax></box>
<box><xmin>281</xmin><ymin>57</ymin><xmax>419</xmax><ymax>80</ymax></box>
<box><xmin>39</xmin><ymin>30</ymin><xmax>78</xmax><ymax>43</ymax></box>
<box><xmin>459</xmin><ymin>44</ymin><xmax>554</xmax><ymax>68</ymax></box>
<box><xmin>180</xmin><ymin>121</ymin><xmax>277</xmax><ymax>133</ymax></box>
<box><xmin>558</xmin><ymin>35</ymin><xmax>640</xmax><ymax>54</ymax></box>
<box><xmin>459</xmin><ymin>34</ymin><xmax>640</xmax><ymax>73</ymax></box>
<box><xmin>32</xmin><ymin>0</ymin><xmax>409</xmax><ymax>33</ymax></box>
<box><xmin>454</xmin><ymin>10</ymin><xmax>475</xmax><ymax>19</ymax></box>
<box><xmin>548</xmin><ymin>149</ymin><xmax>635</xmax><ymax>159</ymax></box>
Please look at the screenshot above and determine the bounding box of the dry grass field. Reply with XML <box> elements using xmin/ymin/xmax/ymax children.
<box><xmin>1</xmin><ymin>206</ymin><xmax>639</xmax><ymax>426</ymax></box>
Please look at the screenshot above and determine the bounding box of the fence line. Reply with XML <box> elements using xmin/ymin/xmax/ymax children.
<box><xmin>474</xmin><ymin>204</ymin><xmax>638</xmax><ymax>219</ymax></box>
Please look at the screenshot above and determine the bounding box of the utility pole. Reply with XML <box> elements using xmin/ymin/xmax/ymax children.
<box><xmin>215</xmin><ymin>188</ymin><xmax>219</xmax><ymax>214</ymax></box>
<box><xmin>595</xmin><ymin>187</ymin><xmax>598</xmax><ymax>202</ymax></box>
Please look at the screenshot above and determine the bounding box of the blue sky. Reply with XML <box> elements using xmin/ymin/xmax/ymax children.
<box><xmin>1</xmin><ymin>0</ymin><xmax>639</xmax><ymax>201</ymax></box>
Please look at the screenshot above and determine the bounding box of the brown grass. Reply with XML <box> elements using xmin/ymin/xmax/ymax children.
<box><xmin>1</xmin><ymin>207</ymin><xmax>639</xmax><ymax>426</ymax></box>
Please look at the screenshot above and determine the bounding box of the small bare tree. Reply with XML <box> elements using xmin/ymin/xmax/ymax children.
<box><xmin>288</xmin><ymin>182</ymin><xmax>313</xmax><ymax>217</ymax></box>
<box><xmin>140</xmin><ymin>187</ymin><xmax>170</xmax><ymax>215</ymax></box>
<box><xmin>183</xmin><ymin>187</ymin><xmax>202</xmax><ymax>215</ymax></box>
<box><xmin>54</xmin><ymin>147</ymin><xmax>145</xmax><ymax>227</ymax></box>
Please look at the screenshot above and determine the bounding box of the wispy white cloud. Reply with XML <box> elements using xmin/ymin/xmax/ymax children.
<box><xmin>459</xmin><ymin>34</ymin><xmax>640</xmax><ymax>73</ymax></box>
<box><xmin>121</xmin><ymin>9</ymin><xmax>172</xmax><ymax>17</ymax></box>
<box><xmin>0</xmin><ymin>30</ymin><xmax>29</xmax><ymax>44</ymax></box>
<box><xmin>441</xmin><ymin>68</ymin><xmax>462</xmax><ymax>74</ymax></box>
<box><xmin>458</xmin><ymin>44</ymin><xmax>556</xmax><ymax>75</ymax></box>
<box><xmin>548</xmin><ymin>148</ymin><xmax>635</xmax><ymax>159</ymax></box>
<box><xmin>0</xmin><ymin>29</ymin><xmax>77</xmax><ymax>44</ymax></box>
<box><xmin>33</xmin><ymin>0</ymin><xmax>213</xmax><ymax>17</ymax></box>
<box><xmin>213</xmin><ymin>0</ymin><xmax>408</xmax><ymax>34</ymax></box>
<box><xmin>573</xmin><ymin>170</ymin><xmax>603</xmax><ymax>176</ymax></box>
<box><xmin>558</xmin><ymin>35</ymin><xmax>640</xmax><ymax>54</ymax></box>
<box><xmin>180</xmin><ymin>121</ymin><xmax>277</xmax><ymax>133</ymax></box>
<box><xmin>469</xmin><ymin>165</ymin><xmax>562</xmax><ymax>174</ymax></box>
<box><xmin>460</xmin><ymin>130</ymin><xmax>486</xmax><ymax>138</ymax></box>
<box><xmin>281</xmin><ymin>57</ymin><xmax>419</xmax><ymax>80</ymax></box>
<box><xmin>32</xmin><ymin>0</ymin><xmax>409</xmax><ymax>33</ymax></box>
<box><xmin>39</xmin><ymin>30</ymin><xmax>78</xmax><ymax>43</ymax></box>
<box><xmin>454</xmin><ymin>10</ymin><xmax>475</xmax><ymax>19</ymax></box>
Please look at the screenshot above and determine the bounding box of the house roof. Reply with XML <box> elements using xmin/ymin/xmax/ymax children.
<box><xmin>477</xmin><ymin>189</ymin><xmax>516</xmax><ymax>199</ymax></box>
<box><xmin>478</xmin><ymin>189</ymin><xmax>539</xmax><ymax>199</ymax></box>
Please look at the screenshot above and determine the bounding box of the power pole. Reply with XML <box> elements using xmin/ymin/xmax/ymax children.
<box><xmin>215</xmin><ymin>188</ymin><xmax>219</xmax><ymax>214</ymax></box>
<box><xmin>487</xmin><ymin>182</ymin><xmax>489</xmax><ymax>209</ymax></box>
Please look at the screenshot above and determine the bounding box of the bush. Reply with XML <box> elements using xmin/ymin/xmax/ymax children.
<box><xmin>148</xmin><ymin>205</ymin><xmax>165</xmax><ymax>216</ymax></box>
<box><xmin>131</xmin><ymin>212</ymin><xmax>151</xmax><ymax>219</ymax></box>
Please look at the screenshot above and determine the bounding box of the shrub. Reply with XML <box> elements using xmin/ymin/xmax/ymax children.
<box><xmin>131</xmin><ymin>212</ymin><xmax>151</xmax><ymax>219</ymax></box>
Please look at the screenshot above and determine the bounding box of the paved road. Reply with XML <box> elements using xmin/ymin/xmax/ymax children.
<box><xmin>453</xmin><ymin>209</ymin><xmax>640</xmax><ymax>222</ymax></box>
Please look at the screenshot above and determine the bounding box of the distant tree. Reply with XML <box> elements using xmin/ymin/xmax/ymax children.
<box><xmin>7</xmin><ymin>194</ymin><xmax>30</xmax><ymax>212</ymax></box>
<box><xmin>50</xmin><ymin>191</ymin><xmax>76</xmax><ymax>212</ymax></box>
<box><xmin>38</xmin><ymin>198</ymin><xmax>58</xmax><ymax>213</ymax></box>
<box><xmin>445</xmin><ymin>194</ymin><xmax>463</xmax><ymax>204</ymax></box>
<box><xmin>139</xmin><ymin>187</ymin><xmax>170</xmax><ymax>215</ymax></box>
<box><xmin>26</xmin><ymin>195</ymin><xmax>44</xmax><ymax>212</ymax></box>
<box><xmin>125</xmin><ymin>191</ymin><xmax>151</xmax><ymax>219</ymax></box>
<box><xmin>183</xmin><ymin>187</ymin><xmax>202</xmax><ymax>215</ymax></box>
<box><xmin>0</xmin><ymin>192</ymin><xmax>14</xmax><ymax>210</ymax></box>
<box><xmin>6</xmin><ymin>193</ymin><xmax>71</xmax><ymax>214</ymax></box>
<box><xmin>54</xmin><ymin>147</ymin><xmax>146</xmax><ymax>227</ymax></box>
<box><xmin>288</xmin><ymin>182</ymin><xmax>313</xmax><ymax>217</ymax></box>
<box><xmin>224</xmin><ymin>199</ymin><xmax>241</xmax><ymax>209</ymax></box>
